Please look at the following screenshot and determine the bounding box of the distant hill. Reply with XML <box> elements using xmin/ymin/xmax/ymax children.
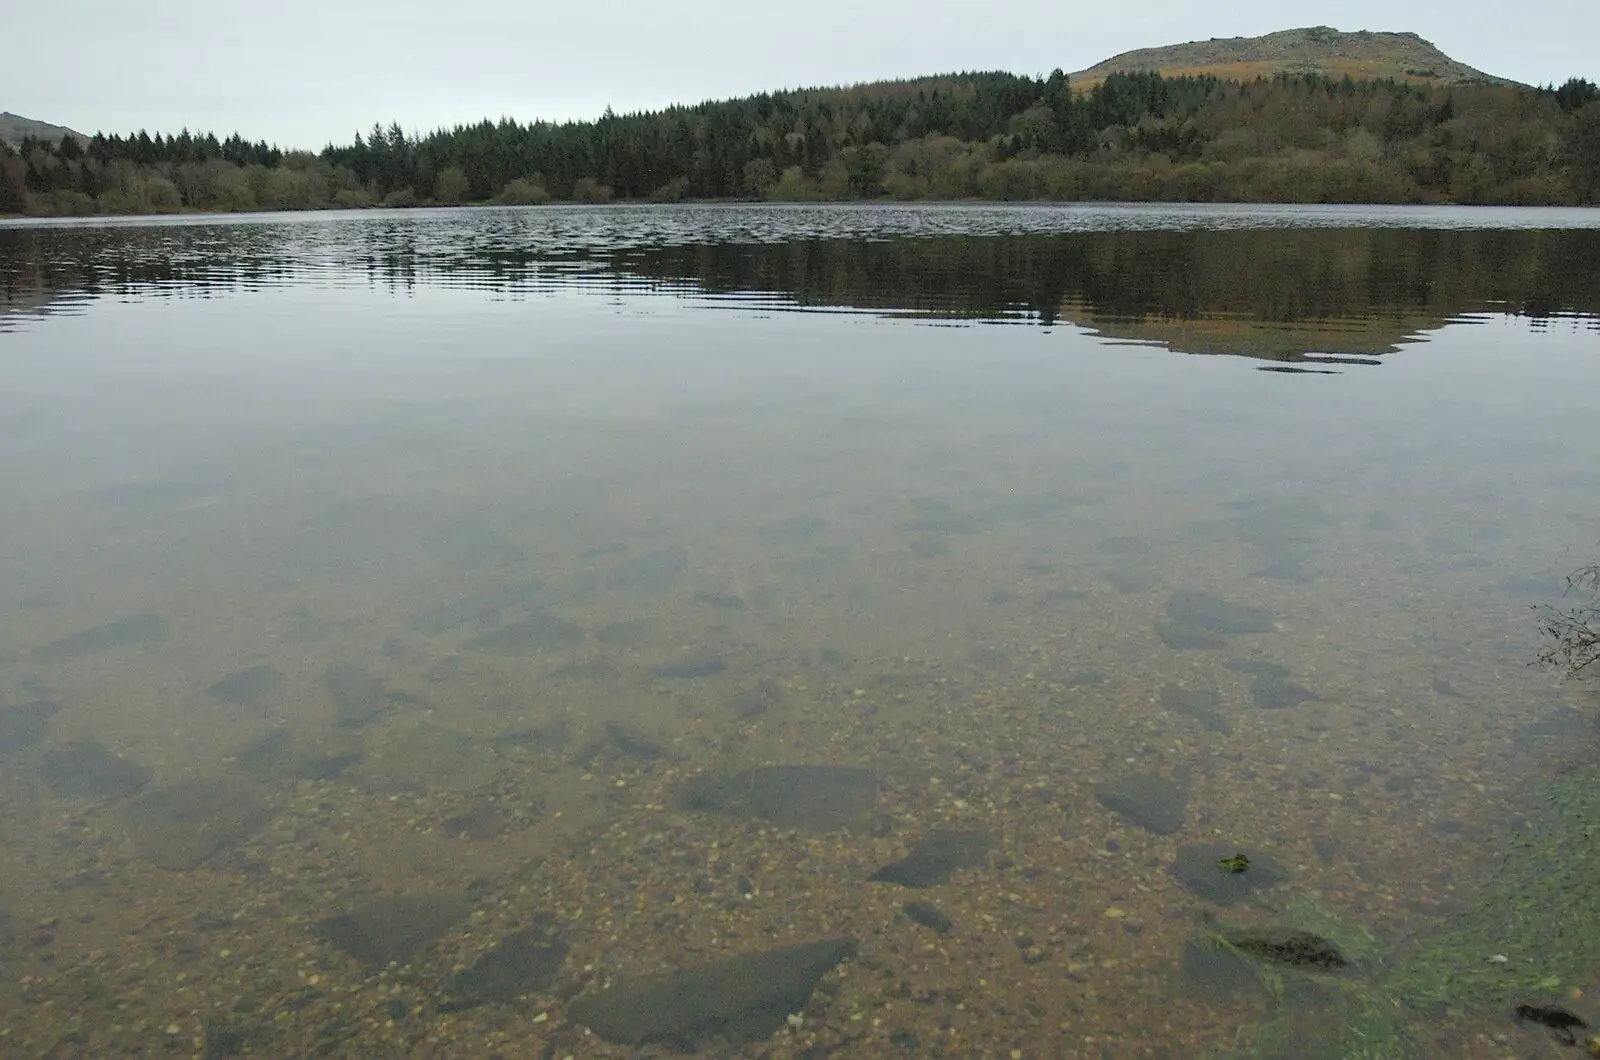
<box><xmin>0</xmin><ymin>112</ymin><xmax>87</xmax><ymax>148</ymax></box>
<box><xmin>1071</xmin><ymin>26</ymin><xmax>1513</xmax><ymax>88</ymax></box>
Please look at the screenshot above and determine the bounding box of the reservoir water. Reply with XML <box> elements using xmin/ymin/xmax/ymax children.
<box><xmin>2</xmin><ymin>203</ymin><xmax>1600</xmax><ymax>1058</ymax></box>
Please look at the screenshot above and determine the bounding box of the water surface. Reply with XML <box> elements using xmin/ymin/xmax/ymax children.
<box><xmin>2</xmin><ymin>204</ymin><xmax>1599</xmax><ymax>1058</ymax></box>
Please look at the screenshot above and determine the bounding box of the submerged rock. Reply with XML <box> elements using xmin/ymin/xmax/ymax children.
<box><xmin>441</xmin><ymin>923</ymin><xmax>569</xmax><ymax>1010</ymax></box>
<box><xmin>464</xmin><ymin>613</ymin><xmax>584</xmax><ymax>653</ymax></box>
<box><xmin>596</xmin><ymin>619</ymin><xmax>654</xmax><ymax>646</ymax></box>
<box><xmin>1154</xmin><ymin>621</ymin><xmax>1225</xmax><ymax>651</ymax></box>
<box><xmin>1172</xmin><ymin>844</ymin><xmax>1287</xmax><ymax>905</ymax></box>
<box><xmin>679</xmin><ymin>765</ymin><xmax>877</xmax><ymax>830</ymax></box>
<box><xmin>567</xmin><ymin>937</ymin><xmax>857</xmax><ymax>1047</ymax></box>
<box><xmin>32</xmin><ymin>613</ymin><xmax>168</xmax><ymax>662</ymax></box>
<box><xmin>0</xmin><ymin>701</ymin><xmax>58</xmax><ymax>757</ymax></box>
<box><xmin>1514</xmin><ymin>1001</ymin><xmax>1589</xmax><ymax>1044</ymax></box>
<box><xmin>232</xmin><ymin>728</ymin><xmax>361</xmax><ymax>781</ymax></box>
<box><xmin>1096</xmin><ymin>773</ymin><xmax>1187</xmax><ymax>835</ymax></box>
<box><xmin>1166</xmin><ymin>590</ymin><xmax>1275</xmax><ymax>635</ymax></box>
<box><xmin>602</xmin><ymin>720</ymin><xmax>665</xmax><ymax>760</ymax></box>
<box><xmin>725</xmin><ymin>680</ymin><xmax>787</xmax><ymax>719</ymax></box>
<box><xmin>1223</xmin><ymin>659</ymin><xmax>1291</xmax><ymax>677</ymax></box>
<box><xmin>126</xmin><ymin>778</ymin><xmax>274</xmax><ymax>870</ymax></box>
<box><xmin>606</xmin><ymin>547</ymin><xmax>689</xmax><ymax>593</ymax></box>
<box><xmin>1104</xmin><ymin>568</ymin><xmax>1158</xmax><ymax>594</ymax></box>
<box><xmin>650</xmin><ymin>657</ymin><xmax>727</xmax><ymax>679</ymax></box>
<box><xmin>41</xmin><ymin>738</ymin><xmax>151</xmax><ymax>798</ymax></box>
<box><xmin>1250</xmin><ymin>674</ymin><xmax>1320</xmax><ymax>709</ymax></box>
<box><xmin>312</xmin><ymin>892</ymin><xmax>472</xmax><ymax>968</ymax></box>
<box><xmin>870</xmin><ymin>829</ymin><xmax>993</xmax><ymax>888</ymax></box>
<box><xmin>1159</xmin><ymin>684</ymin><xmax>1231</xmax><ymax>734</ymax></box>
<box><xmin>207</xmin><ymin>664</ymin><xmax>281</xmax><ymax>710</ymax></box>
<box><xmin>1227</xmin><ymin>928</ymin><xmax>1348</xmax><ymax>969</ymax></box>
<box><xmin>325</xmin><ymin>663</ymin><xmax>413</xmax><ymax>728</ymax></box>
<box><xmin>406</xmin><ymin>578</ymin><xmax>547</xmax><ymax>637</ymax></box>
<box><xmin>902</xmin><ymin>900</ymin><xmax>953</xmax><ymax>933</ymax></box>
<box><xmin>546</xmin><ymin>659</ymin><xmax>620</xmax><ymax>680</ymax></box>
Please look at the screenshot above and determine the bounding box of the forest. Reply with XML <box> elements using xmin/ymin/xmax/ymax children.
<box><xmin>3</xmin><ymin>71</ymin><xmax>1599</xmax><ymax>215</ymax></box>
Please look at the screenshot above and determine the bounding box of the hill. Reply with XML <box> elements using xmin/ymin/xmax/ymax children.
<box><xmin>0</xmin><ymin>112</ymin><xmax>86</xmax><ymax>148</ymax></box>
<box><xmin>4</xmin><ymin>43</ymin><xmax>1598</xmax><ymax>214</ymax></box>
<box><xmin>1071</xmin><ymin>26</ymin><xmax>1512</xmax><ymax>88</ymax></box>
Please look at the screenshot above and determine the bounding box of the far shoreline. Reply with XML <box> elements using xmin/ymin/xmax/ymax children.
<box><xmin>8</xmin><ymin>197</ymin><xmax>1600</xmax><ymax>227</ymax></box>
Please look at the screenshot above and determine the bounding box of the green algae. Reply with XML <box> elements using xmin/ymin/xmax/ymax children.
<box><xmin>1207</xmin><ymin>767</ymin><xmax>1600</xmax><ymax>1058</ymax></box>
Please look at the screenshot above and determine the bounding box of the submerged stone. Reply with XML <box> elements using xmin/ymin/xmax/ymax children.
<box><xmin>1159</xmin><ymin>684</ymin><xmax>1231</xmax><ymax>734</ymax></box>
<box><xmin>567</xmin><ymin>937</ymin><xmax>857</xmax><ymax>1047</ymax></box>
<box><xmin>1105</xmin><ymin>568</ymin><xmax>1158</xmax><ymax>594</ymax></box>
<box><xmin>442</xmin><ymin>923</ymin><xmax>569</xmax><ymax>1010</ymax></box>
<box><xmin>1252</xmin><ymin>555</ymin><xmax>1313</xmax><ymax>584</ymax></box>
<box><xmin>596</xmin><ymin>619</ymin><xmax>654</xmax><ymax>646</ymax></box>
<box><xmin>1227</xmin><ymin>928</ymin><xmax>1348</xmax><ymax>969</ymax></box>
<box><xmin>1223</xmin><ymin>659</ymin><xmax>1291</xmax><ymax>677</ymax></box>
<box><xmin>1250</xmin><ymin>674</ymin><xmax>1320</xmax><ymax>709</ymax></box>
<box><xmin>407</xmin><ymin>578</ymin><xmax>547</xmax><ymax>637</ymax></box>
<box><xmin>650</xmin><ymin>657</ymin><xmax>727</xmax><ymax>679</ymax></box>
<box><xmin>692</xmin><ymin>591</ymin><xmax>747</xmax><ymax>611</ymax></box>
<box><xmin>207</xmin><ymin>664</ymin><xmax>281</xmax><ymax>710</ymax></box>
<box><xmin>902</xmin><ymin>900</ymin><xmax>953</xmax><ymax>933</ymax></box>
<box><xmin>1166</xmin><ymin>590</ymin><xmax>1275</xmax><ymax>635</ymax></box>
<box><xmin>678</xmin><ymin>765</ymin><xmax>877</xmax><ymax>831</ymax></box>
<box><xmin>606</xmin><ymin>547</ymin><xmax>689</xmax><ymax>593</ymax></box>
<box><xmin>41</xmin><ymin>738</ymin><xmax>151</xmax><ymax>798</ymax></box>
<box><xmin>325</xmin><ymin>663</ymin><xmax>409</xmax><ymax>728</ymax></box>
<box><xmin>603</xmin><ymin>720</ymin><xmax>665</xmax><ymax>760</ymax></box>
<box><xmin>232</xmin><ymin>728</ymin><xmax>361</xmax><ymax>781</ymax></box>
<box><xmin>313</xmin><ymin>892</ymin><xmax>472</xmax><ymax>968</ymax></box>
<box><xmin>725</xmin><ymin>680</ymin><xmax>787</xmax><ymax>719</ymax></box>
<box><xmin>441</xmin><ymin>800</ymin><xmax>519</xmax><ymax>841</ymax></box>
<box><xmin>32</xmin><ymin>613</ymin><xmax>168</xmax><ymax>662</ymax></box>
<box><xmin>546</xmin><ymin>659</ymin><xmax>620</xmax><ymax>680</ymax></box>
<box><xmin>1154</xmin><ymin>621</ymin><xmax>1225</xmax><ymax>651</ymax></box>
<box><xmin>870</xmin><ymin>829</ymin><xmax>993</xmax><ymax>888</ymax></box>
<box><xmin>1172</xmin><ymin>844</ymin><xmax>1287</xmax><ymax>905</ymax></box>
<box><xmin>0</xmin><ymin>701</ymin><xmax>58</xmax><ymax>757</ymax></box>
<box><xmin>127</xmin><ymin>778</ymin><xmax>274</xmax><ymax>870</ymax></box>
<box><xmin>464</xmin><ymin>613</ymin><xmax>585</xmax><ymax>653</ymax></box>
<box><xmin>1096</xmin><ymin>773</ymin><xmax>1187</xmax><ymax>835</ymax></box>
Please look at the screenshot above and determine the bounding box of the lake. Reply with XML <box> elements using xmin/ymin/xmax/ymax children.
<box><xmin>2</xmin><ymin>203</ymin><xmax>1599</xmax><ymax>1058</ymax></box>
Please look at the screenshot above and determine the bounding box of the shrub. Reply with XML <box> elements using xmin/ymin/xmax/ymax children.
<box><xmin>496</xmin><ymin>177</ymin><xmax>550</xmax><ymax>204</ymax></box>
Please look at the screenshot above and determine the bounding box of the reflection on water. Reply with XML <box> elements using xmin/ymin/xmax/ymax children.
<box><xmin>1</xmin><ymin>204</ymin><xmax>1599</xmax><ymax>1057</ymax></box>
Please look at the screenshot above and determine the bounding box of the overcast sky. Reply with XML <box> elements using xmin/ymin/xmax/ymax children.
<box><xmin>5</xmin><ymin>0</ymin><xmax>1595</xmax><ymax>149</ymax></box>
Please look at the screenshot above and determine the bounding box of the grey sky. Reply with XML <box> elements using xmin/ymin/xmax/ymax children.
<box><xmin>6</xmin><ymin>0</ymin><xmax>1595</xmax><ymax>149</ymax></box>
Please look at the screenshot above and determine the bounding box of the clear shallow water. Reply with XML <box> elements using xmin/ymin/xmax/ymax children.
<box><xmin>1</xmin><ymin>204</ymin><xmax>1599</xmax><ymax>1057</ymax></box>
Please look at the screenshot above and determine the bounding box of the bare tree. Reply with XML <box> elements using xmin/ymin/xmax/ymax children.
<box><xmin>1539</xmin><ymin>564</ymin><xmax>1600</xmax><ymax>676</ymax></box>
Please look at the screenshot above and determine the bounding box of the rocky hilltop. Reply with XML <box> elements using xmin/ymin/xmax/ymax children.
<box><xmin>1072</xmin><ymin>26</ymin><xmax>1512</xmax><ymax>87</ymax></box>
<box><xmin>0</xmin><ymin>112</ymin><xmax>86</xmax><ymax>148</ymax></box>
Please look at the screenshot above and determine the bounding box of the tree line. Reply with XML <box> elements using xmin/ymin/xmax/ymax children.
<box><xmin>4</xmin><ymin>71</ymin><xmax>1599</xmax><ymax>215</ymax></box>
